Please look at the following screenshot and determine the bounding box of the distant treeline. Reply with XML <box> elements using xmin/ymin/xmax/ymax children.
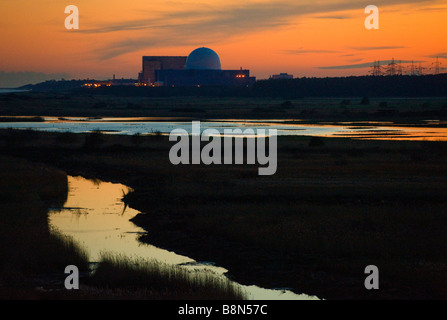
<box><xmin>255</xmin><ymin>74</ymin><xmax>447</xmax><ymax>98</ymax></box>
<box><xmin>20</xmin><ymin>74</ymin><xmax>447</xmax><ymax>98</ymax></box>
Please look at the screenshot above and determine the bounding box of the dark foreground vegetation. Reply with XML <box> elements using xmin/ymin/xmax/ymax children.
<box><xmin>1</xmin><ymin>129</ymin><xmax>446</xmax><ymax>299</ymax></box>
<box><xmin>1</xmin><ymin>91</ymin><xmax>447</xmax><ymax>124</ymax></box>
<box><xmin>0</xmin><ymin>155</ymin><xmax>89</xmax><ymax>298</ymax></box>
<box><xmin>0</xmin><ymin>151</ymin><xmax>244</xmax><ymax>299</ymax></box>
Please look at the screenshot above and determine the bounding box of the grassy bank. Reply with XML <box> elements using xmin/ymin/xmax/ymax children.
<box><xmin>0</xmin><ymin>156</ymin><xmax>89</xmax><ymax>298</ymax></box>
<box><xmin>0</xmin><ymin>153</ymin><xmax>244</xmax><ymax>300</ymax></box>
<box><xmin>89</xmin><ymin>253</ymin><xmax>245</xmax><ymax>300</ymax></box>
<box><xmin>1</xmin><ymin>128</ymin><xmax>446</xmax><ymax>299</ymax></box>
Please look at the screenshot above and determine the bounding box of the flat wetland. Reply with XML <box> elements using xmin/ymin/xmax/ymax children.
<box><xmin>1</xmin><ymin>92</ymin><xmax>447</xmax><ymax>299</ymax></box>
<box><xmin>1</xmin><ymin>91</ymin><xmax>446</xmax><ymax>123</ymax></box>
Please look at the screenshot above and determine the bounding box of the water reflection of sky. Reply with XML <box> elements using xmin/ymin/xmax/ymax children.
<box><xmin>48</xmin><ymin>176</ymin><xmax>319</xmax><ymax>300</ymax></box>
<box><xmin>48</xmin><ymin>176</ymin><xmax>192</xmax><ymax>265</ymax></box>
<box><xmin>3</xmin><ymin>117</ymin><xmax>444</xmax><ymax>140</ymax></box>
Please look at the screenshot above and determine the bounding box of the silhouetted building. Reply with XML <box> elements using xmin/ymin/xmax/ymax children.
<box><xmin>271</xmin><ymin>73</ymin><xmax>293</xmax><ymax>80</ymax></box>
<box><xmin>138</xmin><ymin>56</ymin><xmax>187</xmax><ymax>85</ymax></box>
<box><xmin>157</xmin><ymin>68</ymin><xmax>255</xmax><ymax>87</ymax></box>
<box><xmin>140</xmin><ymin>47</ymin><xmax>256</xmax><ymax>87</ymax></box>
<box><xmin>111</xmin><ymin>78</ymin><xmax>136</xmax><ymax>86</ymax></box>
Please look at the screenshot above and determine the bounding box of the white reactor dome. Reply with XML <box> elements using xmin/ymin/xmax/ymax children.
<box><xmin>185</xmin><ymin>47</ymin><xmax>221</xmax><ymax>70</ymax></box>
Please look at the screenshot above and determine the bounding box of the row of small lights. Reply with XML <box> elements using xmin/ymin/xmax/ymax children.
<box><xmin>83</xmin><ymin>74</ymin><xmax>247</xmax><ymax>88</ymax></box>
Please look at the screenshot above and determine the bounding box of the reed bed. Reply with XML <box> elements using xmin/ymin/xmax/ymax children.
<box><xmin>91</xmin><ymin>253</ymin><xmax>246</xmax><ymax>300</ymax></box>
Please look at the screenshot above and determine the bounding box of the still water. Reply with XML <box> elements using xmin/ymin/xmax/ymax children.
<box><xmin>48</xmin><ymin>175</ymin><xmax>319</xmax><ymax>300</ymax></box>
<box><xmin>2</xmin><ymin>116</ymin><xmax>447</xmax><ymax>140</ymax></box>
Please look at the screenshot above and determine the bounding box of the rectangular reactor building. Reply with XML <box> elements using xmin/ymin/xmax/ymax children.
<box><xmin>138</xmin><ymin>56</ymin><xmax>187</xmax><ymax>85</ymax></box>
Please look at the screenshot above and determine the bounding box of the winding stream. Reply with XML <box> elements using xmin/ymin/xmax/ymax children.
<box><xmin>48</xmin><ymin>175</ymin><xmax>319</xmax><ymax>300</ymax></box>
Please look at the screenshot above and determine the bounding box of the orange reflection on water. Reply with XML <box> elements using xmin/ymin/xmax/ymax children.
<box><xmin>47</xmin><ymin>176</ymin><xmax>319</xmax><ymax>299</ymax></box>
<box><xmin>331</xmin><ymin>126</ymin><xmax>447</xmax><ymax>141</ymax></box>
<box><xmin>48</xmin><ymin>176</ymin><xmax>194</xmax><ymax>265</ymax></box>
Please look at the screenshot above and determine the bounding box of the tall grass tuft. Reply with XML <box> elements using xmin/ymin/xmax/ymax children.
<box><xmin>83</xmin><ymin>130</ymin><xmax>104</xmax><ymax>150</ymax></box>
<box><xmin>130</xmin><ymin>132</ymin><xmax>144</xmax><ymax>147</ymax></box>
<box><xmin>91</xmin><ymin>253</ymin><xmax>246</xmax><ymax>300</ymax></box>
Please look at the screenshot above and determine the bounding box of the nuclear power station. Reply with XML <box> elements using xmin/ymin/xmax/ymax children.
<box><xmin>138</xmin><ymin>56</ymin><xmax>187</xmax><ymax>86</ymax></box>
<box><xmin>138</xmin><ymin>47</ymin><xmax>256</xmax><ymax>87</ymax></box>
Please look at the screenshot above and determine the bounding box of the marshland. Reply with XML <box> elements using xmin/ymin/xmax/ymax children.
<box><xmin>1</xmin><ymin>92</ymin><xmax>447</xmax><ymax>299</ymax></box>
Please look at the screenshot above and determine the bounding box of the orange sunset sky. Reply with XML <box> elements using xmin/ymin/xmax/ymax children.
<box><xmin>0</xmin><ymin>0</ymin><xmax>446</xmax><ymax>87</ymax></box>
